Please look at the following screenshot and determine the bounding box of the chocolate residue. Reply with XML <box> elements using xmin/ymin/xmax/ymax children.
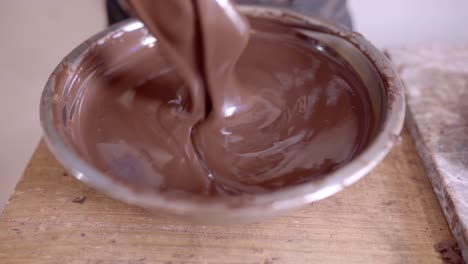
<box><xmin>434</xmin><ymin>240</ymin><xmax>463</xmax><ymax>264</ymax></box>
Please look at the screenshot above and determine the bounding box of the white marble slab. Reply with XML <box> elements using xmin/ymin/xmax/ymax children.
<box><xmin>389</xmin><ymin>46</ymin><xmax>468</xmax><ymax>262</ymax></box>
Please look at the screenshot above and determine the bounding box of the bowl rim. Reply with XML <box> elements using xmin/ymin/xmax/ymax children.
<box><xmin>40</xmin><ymin>6</ymin><xmax>405</xmax><ymax>217</ymax></box>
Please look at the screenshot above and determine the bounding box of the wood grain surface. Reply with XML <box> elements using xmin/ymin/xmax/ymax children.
<box><xmin>0</xmin><ymin>130</ymin><xmax>454</xmax><ymax>264</ymax></box>
<box><xmin>389</xmin><ymin>46</ymin><xmax>468</xmax><ymax>263</ymax></box>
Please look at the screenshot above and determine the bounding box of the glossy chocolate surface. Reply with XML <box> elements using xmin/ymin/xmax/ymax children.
<box><xmin>54</xmin><ymin>1</ymin><xmax>374</xmax><ymax>196</ymax></box>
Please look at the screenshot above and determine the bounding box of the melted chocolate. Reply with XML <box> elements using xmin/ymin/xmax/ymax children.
<box><xmin>60</xmin><ymin>1</ymin><xmax>374</xmax><ymax>196</ymax></box>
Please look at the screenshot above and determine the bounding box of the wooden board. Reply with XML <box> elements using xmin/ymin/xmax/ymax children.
<box><xmin>0</xmin><ymin>130</ymin><xmax>455</xmax><ymax>264</ymax></box>
<box><xmin>388</xmin><ymin>47</ymin><xmax>468</xmax><ymax>262</ymax></box>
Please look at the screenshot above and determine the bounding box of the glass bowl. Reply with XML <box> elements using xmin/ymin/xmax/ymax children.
<box><xmin>40</xmin><ymin>6</ymin><xmax>405</xmax><ymax>224</ymax></box>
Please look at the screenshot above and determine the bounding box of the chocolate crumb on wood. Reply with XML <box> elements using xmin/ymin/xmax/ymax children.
<box><xmin>72</xmin><ymin>196</ymin><xmax>87</xmax><ymax>204</ymax></box>
<box><xmin>435</xmin><ymin>240</ymin><xmax>463</xmax><ymax>264</ymax></box>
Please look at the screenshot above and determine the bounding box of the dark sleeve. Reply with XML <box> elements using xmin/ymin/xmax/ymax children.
<box><xmin>235</xmin><ymin>0</ymin><xmax>352</xmax><ymax>29</ymax></box>
<box><xmin>106</xmin><ymin>0</ymin><xmax>130</xmax><ymax>26</ymax></box>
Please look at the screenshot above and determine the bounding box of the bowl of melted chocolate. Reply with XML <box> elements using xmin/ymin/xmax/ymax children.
<box><xmin>40</xmin><ymin>2</ymin><xmax>405</xmax><ymax>223</ymax></box>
